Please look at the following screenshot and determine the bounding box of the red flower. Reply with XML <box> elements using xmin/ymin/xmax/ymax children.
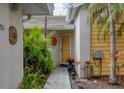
<box><xmin>111</xmin><ymin>50</ymin><xmax>121</xmax><ymax>59</ymax></box>
<box><xmin>66</xmin><ymin>57</ymin><xmax>75</xmax><ymax>63</ymax></box>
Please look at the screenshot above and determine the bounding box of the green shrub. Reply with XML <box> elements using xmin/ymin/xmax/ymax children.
<box><xmin>20</xmin><ymin>27</ymin><xmax>56</xmax><ymax>88</ymax></box>
<box><xmin>24</xmin><ymin>27</ymin><xmax>55</xmax><ymax>72</ymax></box>
<box><xmin>19</xmin><ymin>71</ymin><xmax>47</xmax><ymax>89</ymax></box>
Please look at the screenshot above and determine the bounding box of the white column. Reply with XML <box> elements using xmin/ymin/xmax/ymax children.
<box><xmin>80</xmin><ymin>9</ymin><xmax>90</xmax><ymax>78</ymax></box>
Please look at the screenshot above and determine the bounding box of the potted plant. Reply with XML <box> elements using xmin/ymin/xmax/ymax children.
<box><xmin>66</xmin><ymin>57</ymin><xmax>76</xmax><ymax>74</ymax></box>
<box><xmin>66</xmin><ymin>57</ymin><xmax>75</xmax><ymax>64</ymax></box>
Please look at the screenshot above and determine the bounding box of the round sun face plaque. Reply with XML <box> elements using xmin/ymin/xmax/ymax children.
<box><xmin>9</xmin><ymin>26</ymin><xmax>18</xmax><ymax>45</ymax></box>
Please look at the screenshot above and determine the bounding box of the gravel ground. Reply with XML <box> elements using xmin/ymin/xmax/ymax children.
<box><xmin>69</xmin><ymin>75</ymin><xmax>124</xmax><ymax>89</ymax></box>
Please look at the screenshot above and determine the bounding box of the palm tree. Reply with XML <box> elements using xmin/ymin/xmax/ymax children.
<box><xmin>87</xmin><ymin>3</ymin><xmax>124</xmax><ymax>84</ymax></box>
<box><xmin>108</xmin><ymin>3</ymin><xmax>117</xmax><ymax>84</ymax></box>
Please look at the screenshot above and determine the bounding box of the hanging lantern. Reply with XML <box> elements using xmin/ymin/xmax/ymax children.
<box><xmin>51</xmin><ymin>37</ymin><xmax>57</xmax><ymax>46</ymax></box>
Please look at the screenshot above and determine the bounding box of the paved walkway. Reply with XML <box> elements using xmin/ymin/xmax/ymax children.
<box><xmin>43</xmin><ymin>66</ymin><xmax>71</xmax><ymax>89</ymax></box>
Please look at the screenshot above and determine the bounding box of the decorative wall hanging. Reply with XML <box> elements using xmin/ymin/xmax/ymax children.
<box><xmin>9</xmin><ymin>26</ymin><xmax>18</xmax><ymax>45</ymax></box>
<box><xmin>51</xmin><ymin>37</ymin><xmax>57</xmax><ymax>46</ymax></box>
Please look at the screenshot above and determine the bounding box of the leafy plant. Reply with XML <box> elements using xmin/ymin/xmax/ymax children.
<box><xmin>24</xmin><ymin>27</ymin><xmax>55</xmax><ymax>73</ymax></box>
<box><xmin>20</xmin><ymin>27</ymin><xmax>56</xmax><ymax>88</ymax></box>
<box><xmin>19</xmin><ymin>70</ymin><xmax>47</xmax><ymax>89</ymax></box>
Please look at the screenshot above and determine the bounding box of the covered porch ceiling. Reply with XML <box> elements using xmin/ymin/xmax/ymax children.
<box><xmin>24</xmin><ymin>22</ymin><xmax>75</xmax><ymax>31</ymax></box>
<box><xmin>21</xmin><ymin>3</ymin><xmax>54</xmax><ymax>15</ymax></box>
<box><xmin>23</xmin><ymin>16</ymin><xmax>75</xmax><ymax>31</ymax></box>
<box><xmin>42</xmin><ymin>24</ymin><xmax>75</xmax><ymax>31</ymax></box>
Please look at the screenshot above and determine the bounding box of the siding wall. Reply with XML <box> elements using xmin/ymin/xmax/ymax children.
<box><xmin>90</xmin><ymin>19</ymin><xmax>124</xmax><ymax>76</ymax></box>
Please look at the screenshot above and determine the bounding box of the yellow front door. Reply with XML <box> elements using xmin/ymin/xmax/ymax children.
<box><xmin>61</xmin><ymin>35</ymin><xmax>70</xmax><ymax>64</ymax></box>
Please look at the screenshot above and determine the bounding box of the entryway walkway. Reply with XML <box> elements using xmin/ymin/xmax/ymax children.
<box><xmin>43</xmin><ymin>66</ymin><xmax>71</xmax><ymax>89</ymax></box>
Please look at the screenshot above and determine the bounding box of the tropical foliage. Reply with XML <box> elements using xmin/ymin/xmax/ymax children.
<box><xmin>88</xmin><ymin>4</ymin><xmax>124</xmax><ymax>40</ymax></box>
<box><xmin>19</xmin><ymin>27</ymin><xmax>55</xmax><ymax>88</ymax></box>
<box><xmin>87</xmin><ymin>3</ymin><xmax>124</xmax><ymax>84</ymax></box>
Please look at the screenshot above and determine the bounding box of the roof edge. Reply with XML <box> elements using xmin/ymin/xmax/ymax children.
<box><xmin>66</xmin><ymin>3</ymin><xmax>84</xmax><ymax>23</ymax></box>
<box><xmin>47</xmin><ymin>3</ymin><xmax>54</xmax><ymax>15</ymax></box>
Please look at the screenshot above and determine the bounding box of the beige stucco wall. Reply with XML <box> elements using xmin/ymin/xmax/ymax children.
<box><xmin>49</xmin><ymin>32</ymin><xmax>60</xmax><ymax>66</ymax></box>
<box><xmin>0</xmin><ymin>4</ymin><xmax>23</xmax><ymax>88</ymax></box>
<box><xmin>0</xmin><ymin>3</ymin><xmax>10</xmax><ymax>88</ymax></box>
<box><xmin>48</xmin><ymin>30</ymin><xmax>74</xmax><ymax>66</ymax></box>
<box><xmin>74</xmin><ymin>7</ymin><xmax>90</xmax><ymax>78</ymax></box>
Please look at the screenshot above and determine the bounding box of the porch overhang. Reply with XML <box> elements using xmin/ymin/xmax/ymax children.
<box><xmin>23</xmin><ymin>16</ymin><xmax>75</xmax><ymax>31</ymax></box>
<box><xmin>24</xmin><ymin>24</ymin><xmax>75</xmax><ymax>31</ymax></box>
<box><xmin>44</xmin><ymin>24</ymin><xmax>75</xmax><ymax>31</ymax></box>
<box><xmin>21</xmin><ymin>3</ymin><xmax>54</xmax><ymax>15</ymax></box>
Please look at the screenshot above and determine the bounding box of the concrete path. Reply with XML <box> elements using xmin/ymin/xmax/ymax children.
<box><xmin>43</xmin><ymin>66</ymin><xmax>71</xmax><ymax>89</ymax></box>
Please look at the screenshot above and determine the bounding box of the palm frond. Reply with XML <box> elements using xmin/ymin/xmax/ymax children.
<box><xmin>97</xmin><ymin>15</ymin><xmax>110</xmax><ymax>41</ymax></box>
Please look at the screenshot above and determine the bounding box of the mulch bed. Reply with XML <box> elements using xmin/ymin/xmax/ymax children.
<box><xmin>69</xmin><ymin>75</ymin><xmax>124</xmax><ymax>89</ymax></box>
